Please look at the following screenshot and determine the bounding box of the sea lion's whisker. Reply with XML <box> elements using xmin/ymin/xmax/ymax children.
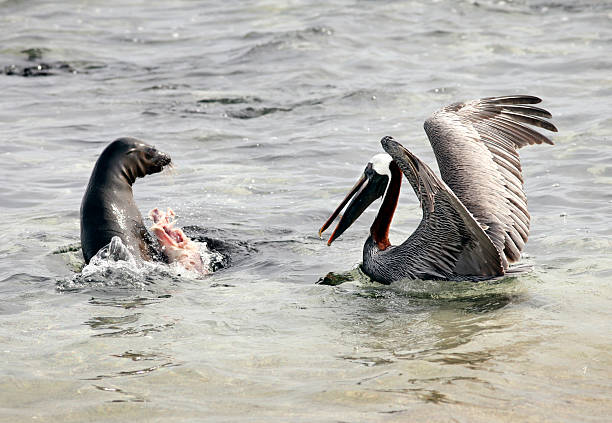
<box><xmin>163</xmin><ymin>163</ymin><xmax>176</xmax><ymax>176</ymax></box>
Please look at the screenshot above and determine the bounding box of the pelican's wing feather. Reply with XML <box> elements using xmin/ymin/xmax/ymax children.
<box><xmin>423</xmin><ymin>95</ymin><xmax>556</xmax><ymax>267</ymax></box>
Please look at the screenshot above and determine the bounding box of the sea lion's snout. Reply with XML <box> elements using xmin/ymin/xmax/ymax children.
<box><xmin>151</xmin><ymin>149</ymin><xmax>172</xmax><ymax>171</ymax></box>
<box><xmin>141</xmin><ymin>145</ymin><xmax>172</xmax><ymax>175</ymax></box>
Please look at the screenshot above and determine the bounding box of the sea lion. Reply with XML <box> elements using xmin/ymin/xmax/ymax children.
<box><xmin>80</xmin><ymin>137</ymin><xmax>172</xmax><ymax>264</ymax></box>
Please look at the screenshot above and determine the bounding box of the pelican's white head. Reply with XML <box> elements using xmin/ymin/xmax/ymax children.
<box><xmin>370</xmin><ymin>153</ymin><xmax>393</xmax><ymax>178</ymax></box>
<box><xmin>319</xmin><ymin>151</ymin><xmax>398</xmax><ymax>246</ymax></box>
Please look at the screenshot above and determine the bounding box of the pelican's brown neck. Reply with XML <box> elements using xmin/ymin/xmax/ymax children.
<box><xmin>370</xmin><ymin>161</ymin><xmax>401</xmax><ymax>250</ymax></box>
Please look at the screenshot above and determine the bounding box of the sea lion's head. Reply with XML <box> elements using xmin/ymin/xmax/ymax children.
<box><xmin>98</xmin><ymin>137</ymin><xmax>172</xmax><ymax>185</ymax></box>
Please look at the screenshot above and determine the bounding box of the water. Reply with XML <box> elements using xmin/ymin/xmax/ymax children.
<box><xmin>1</xmin><ymin>0</ymin><xmax>611</xmax><ymax>421</ymax></box>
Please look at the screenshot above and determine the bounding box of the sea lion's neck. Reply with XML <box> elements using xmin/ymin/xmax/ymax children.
<box><xmin>120</xmin><ymin>161</ymin><xmax>138</xmax><ymax>186</ymax></box>
<box><xmin>121</xmin><ymin>157</ymin><xmax>148</xmax><ymax>185</ymax></box>
<box><xmin>91</xmin><ymin>157</ymin><xmax>139</xmax><ymax>188</ymax></box>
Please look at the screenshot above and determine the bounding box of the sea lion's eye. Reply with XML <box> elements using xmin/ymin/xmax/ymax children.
<box><xmin>144</xmin><ymin>148</ymin><xmax>157</xmax><ymax>160</ymax></box>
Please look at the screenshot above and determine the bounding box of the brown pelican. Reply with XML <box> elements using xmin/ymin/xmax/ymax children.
<box><xmin>319</xmin><ymin>95</ymin><xmax>557</xmax><ymax>283</ymax></box>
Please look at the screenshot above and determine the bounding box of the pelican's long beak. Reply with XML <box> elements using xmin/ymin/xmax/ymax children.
<box><xmin>319</xmin><ymin>163</ymin><xmax>389</xmax><ymax>245</ymax></box>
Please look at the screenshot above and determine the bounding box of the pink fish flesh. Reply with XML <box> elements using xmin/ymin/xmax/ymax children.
<box><xmin>149</xmin><ymin>207</ymin><xmax>206</xmax><ymax>274</ymax></box>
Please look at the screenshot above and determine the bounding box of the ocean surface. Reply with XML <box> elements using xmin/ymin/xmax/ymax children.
<box><xmin>1</xmin><ymin>0</ymin><xmax>611</xmax><ymax>421</ymax></box>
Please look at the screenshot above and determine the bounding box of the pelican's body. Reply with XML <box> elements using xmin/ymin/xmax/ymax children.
<box><xmin>320</xmin><ymin>96</ymin><xmax>557</xmax><ymax>283</ymax></box>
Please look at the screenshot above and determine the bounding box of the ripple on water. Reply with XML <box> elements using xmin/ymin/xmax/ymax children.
<box><xmin>228</xmin><ymin>26</ymin><xmax>334</xmax><ymax>64</ymax></box>
<box><xmin>85</xmin><ymin>362</ymin><xmax>180</xmax><ymax>381</ymax></box>
<box><xmin>92</xmin><ymin>385</ymin><xmax>147</xmax><ymax>403</ymax></box>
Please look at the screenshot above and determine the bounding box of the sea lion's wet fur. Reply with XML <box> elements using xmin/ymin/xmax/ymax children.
<box><xmin>80</xmin><ymin>137</ymin><xmax>171</xmax><ymax>264</ymax></box>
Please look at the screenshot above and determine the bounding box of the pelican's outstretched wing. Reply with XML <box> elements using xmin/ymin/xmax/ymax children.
<box><xmin>377</xmin><ymin>137</ymin><xmax>503</xmax><ymax>281</ymax></box>
<box><xmin>423</xmin><ymin>95</ymin><xmax>556</xmax><ymax>268</ymax></box>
